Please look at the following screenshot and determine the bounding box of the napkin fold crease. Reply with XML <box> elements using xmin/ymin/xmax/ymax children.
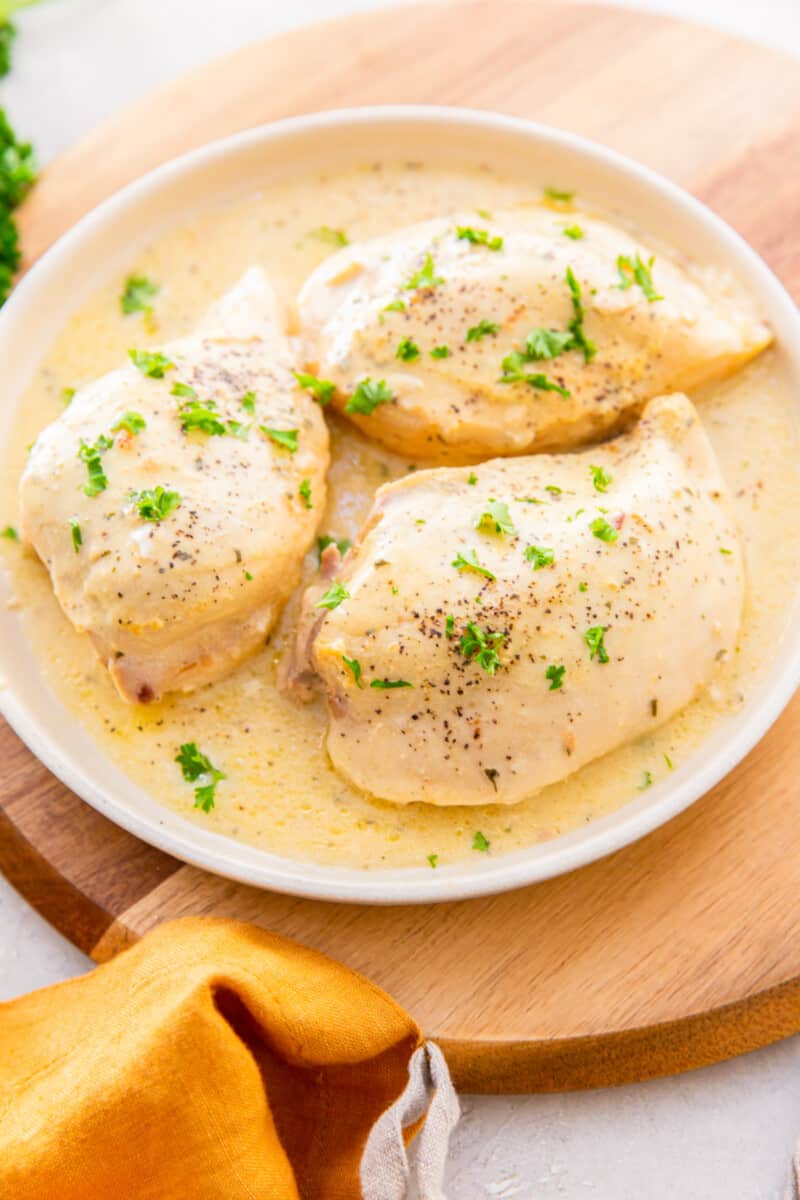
<box><xmin>0</xmin><ymin>917</ymin><xmax>455</xmax><ymax>1200</ymax></box>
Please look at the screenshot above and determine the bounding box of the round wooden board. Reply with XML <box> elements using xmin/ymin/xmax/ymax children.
<box><xmin>4</xmin><ymin>0</ymin><xmax>800</xmax><ymax>1093</ymax></box>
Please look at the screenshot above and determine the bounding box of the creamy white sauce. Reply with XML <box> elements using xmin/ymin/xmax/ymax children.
<box><xmin>2</xmin><ymin>163</ymin><xmax>799</xmax><ymax>870</ymax></box>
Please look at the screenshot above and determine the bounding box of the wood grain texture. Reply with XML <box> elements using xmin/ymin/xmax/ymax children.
<box><xmin>4</xmin><ymin>0</ymin><xmax>800</xmax><ymax>1092</ymax></box>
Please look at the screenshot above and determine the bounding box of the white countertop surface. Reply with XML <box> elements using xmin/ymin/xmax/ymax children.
<box><xmin>2</xmin><ymin>1</ymin><xmax>799</xmax><ymax>1196</ymax></box>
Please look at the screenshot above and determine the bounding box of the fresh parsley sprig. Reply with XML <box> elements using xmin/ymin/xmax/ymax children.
<box><xmin>459</xmin><ymin>622</ymin><xmax>505</xmax><ymax>675</ymax></box>
<box><xmin>175</xmin><ymin>742</ymin><xmax>226</xmax><ymax>813</ymax></box>
<box><xmin>616</xmin><ymin>252</ymin><xmax>663</xmax><ymax>302</ymax></box>
<box><xmin>466</xmin><ymin>319</ymin><xmax>499</xmax><ymax>343</ymax></box>
<box><xmin>293</xmin><ymin>371</ymin><xmax>335</xmax><ymax>407</ymax></box>
<box><xmin>565</xmin><ymin>266</ymin><xmax>596</xmax><ymax>362</ymax></box>
<box><xmin>316</xmin><ymin>581</ymin><xmax>349</xmax><ymax>610</ymax></box>
<box><xmin>129</xmin><ymin>349</ymin><xmax>175</xmax><ymax>379</ymax></box>
<box><xmin>131</xmin><ymin>485</ymin><xmax>181</xmax><ymax>523</ymax></box>
<box><xmin>77</xmin><ymin>435</ymin><xmax>113</xmax><ymax>497</ymax></box>
<box><xmin>456</xmin><ymin>225</ymin><xmax>503</xmax><ymax>251</ymax></box>
<box><xmin>261</xmin><ymin>426</ymin><xmax>299</xmax><ymax>453</ymax></box>
<box><xmin>121</xmin><ymin>275</ymin><xmax>159</xmax><ymax>316</ymax></box>
<box><xmin>404</xmin><ymin>253</ymin><xmax>444</xmax><ymax>291</ymax></box>
<box><xmin>452</xmin><ymin>548</ymin><xmax>496</xmax><ymax>581</ymax></box>
<box><xmin>346</xmin><ymin>377</ymin><xmax>393</xmax><ymax>415</ymax></box>
<box><xmin>474</xmin><ymin>499</ymin><xmax>515</xmax><ymax>537</ymax></box>
<box><xmin>584</xmin><ymin>625</ymin><xmax>609</xmax><ymax>663</ymax></box>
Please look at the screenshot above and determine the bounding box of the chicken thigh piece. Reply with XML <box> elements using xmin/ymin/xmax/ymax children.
<box><xmin>20</xmin><ymin>268</ymin><xmax>329</xmax><ymax>703</ymax></box>
<box><xmin>298</xmin><ymin>210</ymin><xmax>770</xmax><ymax>462</ymax></box>
<box><xmin>299</xmin><ymin>393</ymin><xmax>743</xmax><ymax>806</ymax></box>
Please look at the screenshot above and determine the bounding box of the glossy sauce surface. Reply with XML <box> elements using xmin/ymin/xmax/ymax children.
<box><xmin>2</xmin><ymin>163</ymin><xmax>799</xmax><ymax>869</ymax></box>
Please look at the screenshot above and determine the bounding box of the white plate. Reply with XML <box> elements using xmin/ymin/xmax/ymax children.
<box><xmin>2</xmin><ymin>106</ymin><xmax>800</xmax><ymax>905</ymax></box>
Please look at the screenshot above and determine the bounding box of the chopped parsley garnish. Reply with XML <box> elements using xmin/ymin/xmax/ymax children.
<box><xmin>226</xmin><ymin>419</ymin><xmax>250</xmax><ymax>440</ymax></box>
<box><xmin>664</xmin><ymin>753</ymin><xmax>674</xmax><ymax>770</ymax></box>
<box><xmin>474</xmin><ymin>499</ymin><xmax>515</xmax><ymax>536</ymax></box>
<box><xmin>466</xmin><ymin>318</ymin><xmax>500</xmax><ymax>342</ymax></box>
<box><xmin>456</xmin><ymin>225</ymin><xmax>503</xmax><ymax>251</ymax></box>
<box><xmin>77</xmin><ymin>435</ymin><xmax>113</xmax><ymax>497</ymax></box>
<box><xmin>293</xmin><ymin>371</ymin><xmax>335</xmax><ymax>407</ymax></box>
<box><xmin>370</xmin><ymin>678</ymin><xmax>413</xmax><ymax>689</ymax></box>
<box><xmin>543</xmin><ymin>186</ymin><xmax>574</xmax><ymax>203</ymax></box>
<box><xmin>616</xmin><ymin>252</ymin><xmax>663</xmax><ymax>302</ymax></box>
<box><xmin>62</xmin><ymin>386</ymin><xmax>76</xmax><ymax>405</ymax></box>
<box><xmin>384</xmin><ymin>299</ymin><xmax>406</xmax><ymax>312</ymax></box>
<box><xmin>525</xmin><ymin>544</ymin><xmax>555</xmax><ymax>569</ymax></box>
<box><xmin>403</xmin><ymin>252</ymin><xmax>444</xmax><ymax>290</ymax></box>
<box><xmin>346</xmin><ymin>377</ymin><xmax>393</xmax><ymax>415</ymax></box>
<box><xmin>445</xmin><ymin>614</ymin><xmax>455</xmax><ymax>638</ymax></box>
<box><xmin>240</xmin><ymin>391</ymin><xmax>256</xmax><ymax>414</ymax></box>
<box><xmin>131</xmin><ymin>485</ymin><xmax>181</xmax><ymax>522</ymax></box>
<box><xmin>565</xmin><ymin>266</ymin><xmax>596</xmax><ymax>362</ymax></box>
<box><xmin>452</xmin><ymin>548</ymin><xmax>496</xmax><ymax>581</ymax></box>
<box><xmin>590</xmin><ymin>464</ymin><xmax>612</xmax><ymax>493</ymax></box>
<box><xmin>590</xmin><ymin>516</ymin><xmax>619</xmax><ymax>543</ymax></box>
<box><xmin>120</xmin><ymin>274</ymin><xmax>159</xmax><ymax>316</ymax></box>
<box><xmin>638</xmin><ymin>770</ymin><xmax>653</xmax><ymax>790</ymax></box>
<box><xmin>261</xmin><ymin>427</ymin><xmax>298</xmax><ymax>453</ymax></box>
<box><xmin>430</xmin><ymin>344</ymin><xmax>451</xmax><ymax>358</ymax></box>
<box><xmin>427</xmin><ymin>853</ymin><xmax>439</xmax><ymax>868</ymax></box>
<box><xmin>545</xmin><ymin>663</ymin><xmax>565</xmax><ymax>690</ymax></box>
<box><xmin>1</xmin><ymin>525</ymin><xmax>18</xmax><ymax>541</ymax></box>
<box><xmin>309</xmin><ymin>225</ymin><xmax>349</xmax><ymax>247</ymax></box>
<box><xmin>111</xmin><ymin>411</ymin><xmax>146</xmax><ymax>436</ymax></box>
<box><xmin>472</xmin><ymin>830</ymin><xmax>491</xmax><ymax>851</ymax></box>
<box><xmin>243</xmin><ymin>570</ymin><xmax>253</xmax><ymax>581</ymax></box>
<box><xmin>584</xmin><ymin>624</ymin><xmax>609</xmax><ymax>663</ymax></box>
<box><xmin>396</xmin><ymin>336</ymin><xmax>420</xmax><ymax>361</ymax></box>
<box><xmin>578</xmin><ymin>581</ymin><xmax>588</xmax><ymax>592</ymax></box>
<box><xmin>498</xmin><ymin>354</ymin><xmax>571</xmax><ymax>397</ymax></box>
<box><xmin>128</xmin><ymin>349</ymin><xmax>175</xmax><ymax>378</ymax></box>
<box><xmin>719</xmin><ymin>546</ymin><xmax>733</xmax><ymax>556</ymax></box>
<box><xmin>467</xmin><ymin>472</ymin><xmax>478</xmax><ymax>486</ymax></box>
<box><xmin>562</xmin><ymin>225</ymin><xmax>584</xmax><ymax>240</ymax></box>
<box><xmin>459</xmin><ymin>622</ymin><xmax>505</xmax><ymax>675</ymax></box>
<box><xmin>69</xmin><ymin>517</ymin><xmax>82</xmax><ymax>553</ymax></box>
<box><xmin>524</xmin><ymin>327</ymin><xmax>573</xmax><ymax>360</ymax></box>
<box><xmin>545</xmin><ymin>484</ymin><xmax>562</xmax><ymax>495</ymax></box>
<box><xmin>175</xmin><ymin>742</ymin><xmax>226</xmax><ymax>813</ymax></box>
<box><xmin>181</xmin><ymin>401</ymin><xmax>249</xmax><ymax>439</ymax></box>
<box><xmin>171</xmin><ymin>381</ymin><xmax>197</xmax><ymax>399</ymax></box>
<box><xmin>317</xmin><ymin>534</ymin><xmax>351</xmax><ymax>563</ymax></box>
<box><xmin>342</xmin><ymin>655</ymin><xmax>363</xmax><ymax>687</ymax></box>
<box><xmin>178</xmin><ymin>398</ymin><xmax>226</xmax><ymax>436</ymax></box>
<box><xmin>316</xmin><ymin>582</ymin><xmax>349</xmax><ymax>610</ymax></box>
<box><xmin>299</xmin><ymin>478</ymin><xmax>313</xmax><ymax>509</ymax></box>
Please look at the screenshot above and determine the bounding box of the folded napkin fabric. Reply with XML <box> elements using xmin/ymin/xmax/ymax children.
<box><xmin>0</xmin><ymin>917</ymin><xmax>449</xmax><ymax>1200</ymax></box>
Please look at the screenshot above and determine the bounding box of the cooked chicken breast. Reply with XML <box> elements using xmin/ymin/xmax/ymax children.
<box><xmin>298</xmin><ymin>210</ymin><xmax>770</xmax><ymax>462</ymax></box>
<box><xmin>20</xmin><ymin>268</ymin><xmax>329</xmax><ymax>703</ymax></box>
<box><xmin>296</xmin><ymin>393</ymin><xmax>743</xmax><ymax>806</ymax></box>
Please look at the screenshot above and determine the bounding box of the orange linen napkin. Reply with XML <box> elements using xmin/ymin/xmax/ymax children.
<box><xmin>0</xmin><ymin>917</ymin><xmax>425</xmax><ymax>1200</ymax></box>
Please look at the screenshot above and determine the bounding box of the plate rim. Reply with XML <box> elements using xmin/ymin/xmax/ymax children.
<box><xmin>2</xmin><ymin>102</ymin><xmax>800</xmax><ymax>904</ymax></box>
